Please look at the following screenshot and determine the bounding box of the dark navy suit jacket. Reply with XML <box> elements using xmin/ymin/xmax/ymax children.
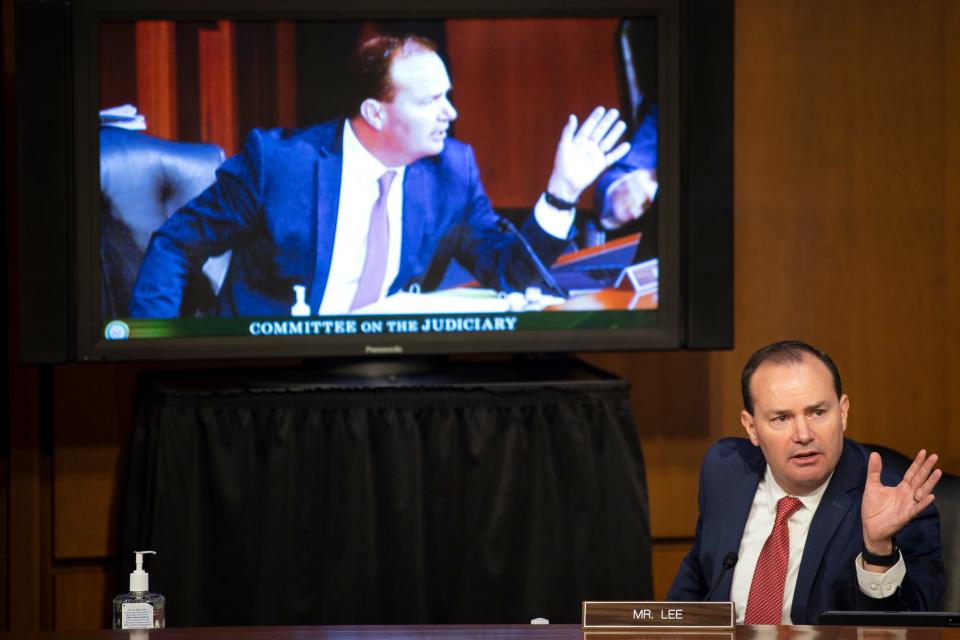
<box><xmin>130</xmin><ymin>120</ymin><xmax>569</xmax><ymax>318</ymax></box>
<box><xmin>667</xmin><ymin>437</ymin><xmax>943</xmax><ymax>624</ymax></box>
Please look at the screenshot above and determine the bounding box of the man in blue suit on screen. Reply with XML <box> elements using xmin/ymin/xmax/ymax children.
<box><xmin>668</xmin><ymin>340</ymin><xmax>944</xmax><ymax>624</ymax></box>
<box><xmin>594</xmin><ymin>103</ymin><xmax>657</xmax><ymax>233</ymax></box>
<box><xmin>129</xmin><ymin>34</ymin><xmax>630</xmax><ymax>318</ymax></box>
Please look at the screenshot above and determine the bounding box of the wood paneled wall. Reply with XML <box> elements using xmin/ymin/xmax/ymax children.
<box><xmin>6</xmin><ymin>0</ymin><xmax>960</xmax><ymax>629</ymax></box>
<box><xmin>99</xmin><ymin>21</ymin><xmax>295</xmax><ymax>156</ymax></box>
<box><xmin>446</xmin><ymin>18</ymin><xmax>619</xmax><ymax>208</ymax></box>
<box><xmin>196</xmin><ymin>21</ymin><xmax>238</xmax><ymax>156</ymax></box>
<box><xmin>134</xmin><ymin>21</ymin><xmax>178</xmax><ymax>140</ymax></box>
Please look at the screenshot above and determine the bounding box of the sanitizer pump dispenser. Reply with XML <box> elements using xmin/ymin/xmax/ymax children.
<box><xmin>112</xmin><ymin>550</ymin><xmax>166</xmax><ymax>629</ymax></box>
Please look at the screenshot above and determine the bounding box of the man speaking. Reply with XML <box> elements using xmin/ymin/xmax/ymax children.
<box><xmin>130</xmin><ymin>35</ymin><xmax>630</xmax><ymax>318</ymax></box>
<box><xmin>669</xmin><ymin>340</ymin><xmax>944</xmax><ymax>624</ymax></box>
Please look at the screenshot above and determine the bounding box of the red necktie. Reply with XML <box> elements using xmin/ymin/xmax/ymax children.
<box><xmin>350</xmin><ymin>171</ymin><xmax>396</xmax><ymax>311</ymax></box>
<box><xmin>744</xmin><ymin>495</ymin><xmax>803</xmax><ymax>625</ymax></box>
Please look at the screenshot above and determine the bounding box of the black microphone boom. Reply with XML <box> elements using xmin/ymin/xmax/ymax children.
<box><xmin>495</xmin><ymin>217</ymin><xmax>568</xmax><ymax>298</ymax></box>
<box><xmin>703</xmin><ymin>552</ymin><xmax>738</xmax><ymax>602</ymax></box>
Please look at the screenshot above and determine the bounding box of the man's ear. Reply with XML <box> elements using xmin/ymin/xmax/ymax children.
<box><xmin>839</xmin><ymin>393</ymin><xmax>849</xmax><ymax>432</ymax></box>
<box><xmin>741</xmin><ymin>409</ymin><xmax>760</xmax><ymax>446</ymax></box>
<box><xmin>360</xmin><ymin>98</ymin><xmax>386</xmax><ymax>131</ymax></box>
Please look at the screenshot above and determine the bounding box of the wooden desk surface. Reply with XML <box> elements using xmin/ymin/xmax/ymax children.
<box><xmin>3</xmin><ymin>625</ymin><xmax>960</xmax><ymax>640</ymax></box>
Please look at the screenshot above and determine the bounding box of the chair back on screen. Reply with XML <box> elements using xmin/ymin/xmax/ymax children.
<box><xmin>614</xmin><ymin>18</ymin><xmax>657</xmax><ymax>132</ymax></box>
<box><xmin>100</xmin><ymin>126</ymin><xmax>229</xmax><ymax>318</ymax></box>
<box><xmin>865</xmin><ymin>443</ymin><xmax>960</xmax><ymax>610</ymax></box>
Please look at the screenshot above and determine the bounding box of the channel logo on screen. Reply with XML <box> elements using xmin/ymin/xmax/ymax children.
<box><xmin>104</xmin><ymin>320</ymin><xmax>130</xmax><ymax>340</ymax></box>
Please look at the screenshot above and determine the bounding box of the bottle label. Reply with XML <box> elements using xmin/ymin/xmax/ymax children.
<box><xmin>121</xmin><ymin>602</ymin><xmax>154</xmax><ymax>629</ymax></box>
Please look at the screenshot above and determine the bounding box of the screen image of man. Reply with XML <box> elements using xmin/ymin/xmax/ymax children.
<box><xmin>129</xmin><ymin>35</ymin><xmax>630</xmax><ymax>318</ymax></box>
<box><xmin>668</xmin><ymin>340</ymin><xmax>944</xmax><ymax>624</ymax></box>
<box><xmin>591</xmin><ymin>103</ymin><xmax>658</xmax><ymax>265</ymax></box>
<box><xmin>594</xmin><ymin>103</ymin><xmax>657</xmax><ymax>233</ymax></box>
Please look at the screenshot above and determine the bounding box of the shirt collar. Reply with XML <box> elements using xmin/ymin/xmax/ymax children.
<box><xmin>343</xmin><ymin>119</ymin><xmax>406</xmax><ymax>182</ymax></box>
<box><xmin>761</xmin><ymin>465</ymin><xmax>834</xmax><ymax>516</ymax></box>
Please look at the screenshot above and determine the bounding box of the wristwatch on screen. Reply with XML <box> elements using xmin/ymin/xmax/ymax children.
<box><xmin>544</xmin><ymin>191</ymin><xmax>577</xmax><ymax>211</ymax></box>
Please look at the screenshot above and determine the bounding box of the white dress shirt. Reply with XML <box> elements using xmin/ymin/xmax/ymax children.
<box><xmin>730</xmin><ymin>467</ymin><xmax>907</xmax><ymax>624</ymax></box>
<box><xmin>319</xmin><ymin>120</ymin><xmax>406</xmax><ymax>315</ymax></box>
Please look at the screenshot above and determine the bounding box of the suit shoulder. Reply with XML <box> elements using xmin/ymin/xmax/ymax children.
<box><xmin>440</xmin><ymin>136</ymin><xmax>471</xmax><ymax>154</ymax></box>
<box><xmin>843</xmin><ymin>438</ymin><xmax>871</xmax><ymax>462</ymax></box>
<box><xmin>703</xmin><ymin>437</ymin><xmax>761</xmax><ymax>473</ymax></box>
<box><xmin>411</xmin><ymin>137</ymin><xmax>479</xmax><ymax>184</ymax></box>
<box><xmin>242</xmin><ymin>120</ymin><xmax>340</xmax><ymax>154</ymax></box>
<box><xmin>435</xmin><ymin>137</ymin><xmax>477</xmax><ymax>166</ymax></box>
<box><xmin>843</xmin><ymin>438</ymin><xmax>909</xmax><ymax>485</ymax></box>
<box><xmin>223</xmin><ymin>122</ymin><xmax>341</xmax><ymax>184</ymax></box>
<box><xmin>707</xmin><ymin>437</ymin><xmax>752</xmax><ymax>459</ymax></box>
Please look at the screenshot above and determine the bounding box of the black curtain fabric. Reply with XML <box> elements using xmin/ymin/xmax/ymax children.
<box><xmin>118</xmin><ymin>371</ymin><xmax>653</xmax><ymax>626</ymax></box>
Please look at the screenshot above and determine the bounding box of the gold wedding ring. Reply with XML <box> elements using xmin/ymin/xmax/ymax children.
<box><xmin>913</xmin><ymin>495</ymin><xmax>922</xmax><ymax>503</ymax></box>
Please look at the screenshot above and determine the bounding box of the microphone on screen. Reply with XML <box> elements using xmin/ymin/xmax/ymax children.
<box><xmin>494</xmin><ymin>217</ymin><xmax>568</xmax><ymax>299</ymax></box>
<box><xmin>703</xmin><ymin>552</ymin><xmax>738</xmax><ymax>601</ymax></box>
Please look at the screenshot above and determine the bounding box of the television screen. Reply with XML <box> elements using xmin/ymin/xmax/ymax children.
<box><xmin>19</xmin><ymin>0</ymin><xmax>731</xmax><ymax>361</ymax></box>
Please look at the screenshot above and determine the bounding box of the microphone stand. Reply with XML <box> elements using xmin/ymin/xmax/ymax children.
<box><xmin>704</xmin><ymin>552</ymin><xmax>738</xmax><ymax>602</ymax></box>
<box><xmin>495</xmin><ymin>217</ymin><xmax>569</xmax><ymax>299</ymax></box>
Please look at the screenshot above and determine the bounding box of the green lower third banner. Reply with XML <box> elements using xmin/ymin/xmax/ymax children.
<box><xmin>103</xmin><ymin>310</ymin><xmax>657</xmax><ymax>341</ymax></box>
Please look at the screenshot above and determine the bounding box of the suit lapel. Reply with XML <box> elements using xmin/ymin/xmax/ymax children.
<box><xmin>308</xmin><ymin>130</ymin><xmax>344</xmax><ymax>313</ymax></box>
<box><xmin>712</xmin><ymin>449</ymin><xmax>764</xmax><ymax>600</ymax></box>
<box><xmin>791</xmin><ymin>441</ymin><xmax>859</xmax><ymax>622</ymax></box>
<box><xmin>391</xmin><ymin>160</ymin><xmax>434</xmax><ymax>293</ymax></box>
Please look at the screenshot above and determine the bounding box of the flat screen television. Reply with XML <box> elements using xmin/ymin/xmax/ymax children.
<box><xmin>17</xmin><ymin>0</ymin><xmax>732</xmax><ymax>362</ymax></box>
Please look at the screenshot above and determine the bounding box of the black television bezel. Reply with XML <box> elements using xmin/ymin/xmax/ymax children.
<box><xmin>19</xmin><ymin>0</ymin><xmax>733</xmax><ymax>362</ymax></box>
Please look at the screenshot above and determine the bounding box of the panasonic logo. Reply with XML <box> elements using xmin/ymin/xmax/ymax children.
<box><xmin>365</xmin><ymin>345</ymin><xmax>404</xmax><ymax>354</ymax></box>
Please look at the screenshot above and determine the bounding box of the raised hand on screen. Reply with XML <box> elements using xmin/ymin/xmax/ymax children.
<box><xmin>546</xmin><ymin>107</ymin><xmax>631</xmax><ymax>205</ymax></box>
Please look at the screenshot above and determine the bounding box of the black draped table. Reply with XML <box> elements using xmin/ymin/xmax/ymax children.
<box><xmin>118</xmin><ymin>358</ymin><xmax>653</xmax><ymax>626</ymax></box>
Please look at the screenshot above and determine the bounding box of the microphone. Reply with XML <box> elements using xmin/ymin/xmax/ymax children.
<box><xmin>495</xmin><ymin>217</ymin><xmax>568</xmax><ymax>298</ymax></box>
<box><xmin>703</xmin><ymin>552</ymin><xmax>738</xmax><ymax>601</ymax></box>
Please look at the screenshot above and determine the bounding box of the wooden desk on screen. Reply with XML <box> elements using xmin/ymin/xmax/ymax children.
<box><xmin>2</xmin><ymin>625</ymin><xmax>958</xmax><ymax>640</ymax></box>
<box><xmin>547</xmin><ymin>288</ymin><xmax>657</xmax><ymax>311</ymax></box>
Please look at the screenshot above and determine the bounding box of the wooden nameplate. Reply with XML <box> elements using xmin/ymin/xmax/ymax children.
<box><xmin>582</xmin><ymin>601</ymin><xmax>735</xmax><ymax>630</ymax></box>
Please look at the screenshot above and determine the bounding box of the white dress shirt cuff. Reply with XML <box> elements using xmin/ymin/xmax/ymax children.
<box><xmin>855</xmin><ymin>552</ymin><xmax>907</xmax><ymax>598</ymax></box>
<box><xmin>533</xmin><ymin>194</ymin><xmax>575</xmax><ymax>240</ymax></box>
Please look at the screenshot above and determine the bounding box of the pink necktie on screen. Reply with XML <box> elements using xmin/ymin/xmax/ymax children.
<box><xmin>350</xmin><ymin>170</ymin><xmax>396</xmax><ymax>312</ymax></box>
<box><xmin>743</xmin><ymin>495</ymin><xmax>803</xmax><ymax>625</ymax></box>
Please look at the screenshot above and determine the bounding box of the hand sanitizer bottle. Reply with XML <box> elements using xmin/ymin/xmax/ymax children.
<box><xmin>291</xmin><ymin>285</ymin><xmax>311</xmax><ymax>316</ymax></box>
<box><xmin>113</xmin><ymin>550</ymin><xmax>166</xmax><ymax>629</ymax></box>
